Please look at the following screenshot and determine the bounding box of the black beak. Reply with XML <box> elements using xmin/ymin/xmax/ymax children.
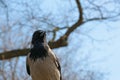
<box><xmin>40</xmin><ymin>31</ymin><xmax>46</xmax><ymax>37</ymax></box>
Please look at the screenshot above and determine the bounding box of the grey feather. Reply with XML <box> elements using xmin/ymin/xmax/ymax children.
<box><xmin>26</xmin><ymin>30</ymin><xmax>62</xmax><ymax>80</ymax></box>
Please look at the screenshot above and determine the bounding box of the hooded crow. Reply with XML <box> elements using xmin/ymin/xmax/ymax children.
<box><xmin>26</xmin><ymin>30</ymin><xmax>62</xmax><ymax>80</ymax></box>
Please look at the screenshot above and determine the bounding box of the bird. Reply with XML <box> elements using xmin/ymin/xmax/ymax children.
<box><xmin>26</xmin><ymin>30</ymin><xmax>62</xmax><ymax>80</ymax></box>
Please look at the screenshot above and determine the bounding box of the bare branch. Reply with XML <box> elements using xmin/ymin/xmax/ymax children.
<box><xmin>0</xmin><ymin>0</ymin><xmax>119</xmax><ymax>61</ymax></box>
<box><xmin>87</xmin><ymin>0</ymin><xmax>103</xmax><ymax>18</ymax></box>
<box><xmin>0</xmin><ymin>49</ymin><xmax>29</xmax><ymax>60</ymax></box>
<box><xmin>0</xmin><ymin>0</ymin><xmax>7</xmax><ymax>7</ymax></box>
<box><xmin>65</xmin><ymin>0</ymin><xmax>83</xmax><ymax>38</ymax></box>
<box><xmin>84</xmin><ymin>13</ymin><xmax>120</xmax><ymax>23</ymax></box>
<box><xmin>0</xmin><ymin>0</ymin><xmax>84</xmax><ymax>60</ymax></box>
<box><xmin>0</xmin><ymin>40</ymin><xmax>68</xmax><ymax>60</ymax></box>
<box><xmin>48</xmin><ymin>27</ymin><xmax>69</xmax><ymax>42</ymax></box>
<box><xmin>49</xmin><ymin>0</ymin><xmax>84</xmax><ymax>48</ymax></box>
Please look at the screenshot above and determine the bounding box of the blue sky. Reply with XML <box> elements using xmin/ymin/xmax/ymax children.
<box><xmin>0</xmin><ymin>0</ymin><xmax>120</xmax><ymax>80</ymax></box>
<box><xmin>56</xmin><ymin>20</ymin><xmax>120</xmax><ymax>80</ymax></box>
<box><xmin>80</xmin><ymin>21</ymin><xmax>120</xmax><ymax>80</ymax></box>
<box><xmin>13</xmin><ymin>0</ymin><xmax>120</xmax><ymax>80</ymax></box>
<box><xmin>32</xmin><ymin>0</ymin><xmax>120</xmax><ymax>79</ymax></box>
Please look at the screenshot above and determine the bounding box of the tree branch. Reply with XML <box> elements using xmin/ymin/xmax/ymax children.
<box><xmin>0</xmin><ymin>39</ymin><xmax>68</xmax><ymax>60</ymax></box>
<box><xmin>0</xmin><ymin>0</ymin><xmax>83</xmax><ymax>60</ymax></box>
<box><xmin>84</xmin><ymin>13</ymin><xmax>120</xmax><ymax>23</ymax></box>
<box><xmin>65</xmin><ymin>0</ymin><xmax>83</xmax><ymax>38</ymax></box>
<box><xmin>0</xmin><ymin>49</ymin><xmax>29</xmax><ymax>60</ymax></box>
<box><xmin>0</xmin><ymin>0</ymin><xmax>7</xmax><ymax>7</ymax></box>
<box><xmin>0</xmin><ymin>0</ymin><xmax>119</xmax><ymax>60</ymax></box>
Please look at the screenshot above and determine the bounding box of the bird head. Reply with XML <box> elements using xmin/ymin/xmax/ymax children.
<box><xmin>32</xmin><ymin>30</ymin><xmax>46</xmax><ymax>44</ymax></box>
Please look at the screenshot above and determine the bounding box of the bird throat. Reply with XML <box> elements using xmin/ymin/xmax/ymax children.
<box><xmin>29</xmin><ymin>42</ymin><xmax>48</xmax><ymax>61</ymax></box>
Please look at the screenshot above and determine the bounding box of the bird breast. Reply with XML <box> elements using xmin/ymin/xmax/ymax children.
<box><xmin>29</xmin><ymin>56</ymin><xmax>60</xmax><ymax>80</ymax></box>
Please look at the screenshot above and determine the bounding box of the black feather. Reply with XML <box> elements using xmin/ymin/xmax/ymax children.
<box><xmin>30</xmin><ymin>30</ymin><xmax>48</xmax><ymax>61</ymax></box>
<box><xmin>26</xmin><ymin>63</ymin><xmax>30</xmax><ymax>75</ymax></box>
<box><xmin>30</xmin><ymin>42</ymin><xmax>48</xmax><ymax>61</ymax></box>
<box><xmin>56</xmin><ymin>58</ymin><xmax>62</xmax><ymax>80</ymax></box>
<box><xmin>32</xmin><ymin>30</ymin><xmax>46</xmax><ymax>44</ymax></box>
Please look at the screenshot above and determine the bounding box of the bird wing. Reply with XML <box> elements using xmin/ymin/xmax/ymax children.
<box><xmin>55</xmin><ymin>57</ymin><xmax>61</xmax><ymax>74</ymax></box>
<box><xmin>48</xmin><ymin>48</ymin><xmax>62</xmax><ymax>80</ymax></box>
<box><xmin>26</xmin><ymin>54</ymin><xmax>30</xmax><ymax>75</ymax></box>
<box><xmin>55</xmin><ymin>57</ymin><xmax>62</xmax><ymax>80</ymax></box>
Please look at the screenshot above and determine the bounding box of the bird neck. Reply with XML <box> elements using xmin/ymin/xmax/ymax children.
<box><xmin>30</xmin><ymin>41</ymin><xmax>48</xmax><ymax>61</ymax></box>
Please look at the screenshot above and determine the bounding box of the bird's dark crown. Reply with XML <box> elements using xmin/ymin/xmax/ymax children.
<box><xmin>32</xmin><ymin>30</ymin><xmax>46</xmax><ymax>44</ymax></box>
<box><xmin>30</xmin><ymin>30</ymin><xmax>48</xmax><ymax>61</ymax></box>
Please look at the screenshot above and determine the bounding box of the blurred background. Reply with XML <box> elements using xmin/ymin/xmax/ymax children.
<box><xmin>0</xmin><ymin>0</ymin><xmax>120</xmax><ymax>80</ymax></box>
